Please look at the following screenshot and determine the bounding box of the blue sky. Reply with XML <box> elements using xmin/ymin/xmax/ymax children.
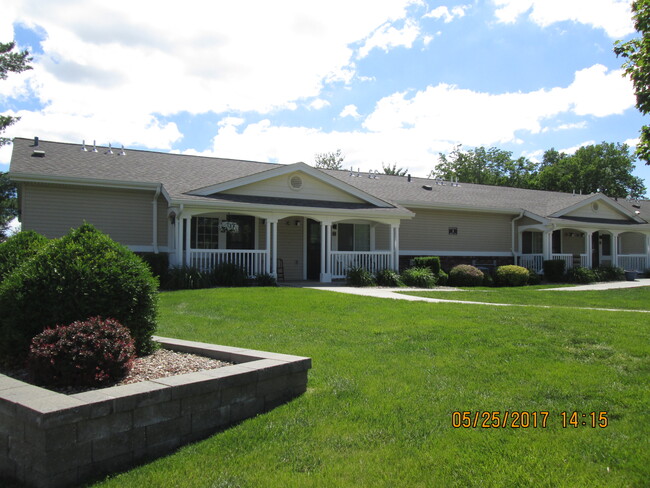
<box><xmin>1</xmin><ymin>0</ymin><xmax>648</xmax><ymax>195</ymax></box>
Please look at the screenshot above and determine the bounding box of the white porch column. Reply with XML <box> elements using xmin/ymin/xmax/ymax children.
<box><xmin>612</xmin><ymin>231</ymin><xmax>620</xmax><ymax>267</ymax></box>
<box><xmin>542</xmin><ymin>230</ymin><xmax>553</xmax><ymax>261</ymax></box>
<box><xmin>585</xmin><ymin>231</ymin><xmax>593</xmax><ymax>268</ymax></box>
<box><xmin>265</xmin><ymin>219</ymin><xmax>272</xmax><ymax>274</ymax></box>
<box><xmin>184</xmin><ymin>216</ymin><xmax>191</xmax><ymax>267</ymax></box>
<box><xmin>320</xmin><ymin>221</ymin><xmax>332</xmax><ymax>283</ymax></box>
<box><xmin>175</xmin><ymin>214</ymin><xmax>183</xmax><ymax>267</ymax></box>
<box><xmin>391</xmin><ymin>224</ymin><xmax>400</xmax><ymax>272</ymax></box>
<box><xmin>270</xmin><ymin>219</ymin><xmax>278</xmax><ymax>277</ymax></box>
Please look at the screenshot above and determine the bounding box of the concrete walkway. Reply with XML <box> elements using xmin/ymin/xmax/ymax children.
<box><xmin>282</xmin><ymin>280</ymin><xmax>650</xmax><ymax>313</ymax></box>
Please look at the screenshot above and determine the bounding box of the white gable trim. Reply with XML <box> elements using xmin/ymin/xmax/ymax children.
<box><xmin>550</xmin><ymin>193</ymin><xmax>643</xmax><ymax>222</ymax></box>
<box><xmin>187</xmin><ymin>162</ymin><xmax>395</xmax><ymax>208</ymax></box>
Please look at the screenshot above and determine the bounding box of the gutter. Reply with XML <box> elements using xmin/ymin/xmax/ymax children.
<box><xmin>152</xmin><ymin>184</ymin><xmax>161</xmax><ymax>254</ymax></box>
<box><xmin>511</xmin><ymin>211</ymin><xmax>524</xmax><ymax>259</ymax></box>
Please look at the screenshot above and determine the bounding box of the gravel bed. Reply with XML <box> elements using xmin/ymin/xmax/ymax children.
<box><xmin>0</xmin><ymin>348</ymin><xmax>232</xmax><ymax>395</ymax></box>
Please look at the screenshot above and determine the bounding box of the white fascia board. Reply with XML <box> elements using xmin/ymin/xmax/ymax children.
<box><xmin>548</xmin><ymin>220</ymin><xmax>650</xmax><ymax>232</ymax></box>
<box><xmin>171</xmin><ymin>198</ymin><xmax>414</xmax><ymax>220</ymax></box>
<box><xmin>522</xmin><ymin>210</ymin><xmax>549</xmax><ymax>224</ymax></box>
<box><xmin>399</xmin><ymin>200</ymin><xmax>522</xmax><ymax>215</ymax></box>
<box><xmin>549</xmin><ymin>193</ymin><xmax>643</xmax><ymax>222</ymax></box>
<box><xmin>9</xmin><ymin>172</ymin><xmax>162</xmax><ymax>193</ymax></box>
<box><xmin>187</xmin><ymin>162</ymin><xmax>395</xmax><ymax>209</ymax></box>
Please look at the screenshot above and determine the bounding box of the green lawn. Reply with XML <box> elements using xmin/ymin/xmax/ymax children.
<box><xmin>399</xmin><ymin>285</ymin><xmax>650</xmax><ymax>311</ymax></box>
<box><xmin>95</xmin><ymin>287</ymin><xmax>649</xmax><ymax>487</ymax></box>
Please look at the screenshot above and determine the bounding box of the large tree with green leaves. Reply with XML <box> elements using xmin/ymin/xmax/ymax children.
<box><xmin>382</xmin><ymin>163</ymin><xmax>408</xmax><ymax>176</ymax></box>
<box><xmin>0</xmin><ymin>41</ymin><xmax>32</xmax><ymax>241</ymax></box>
<box><xmin>614</xmin><ymin>0</ymin><xmax>650</xmax><ymax>163</ymax></box>
<box><xmin>314</xmin><ymin>149</ymin><xmax>345</xmax><ymax>170</ymax></box>
<box><xmin>431</xmin><ymin>145</ymin><xmax>537</xmax><ymax>188</ymax></box>
<box><xmin>535</xmin><ymin>142</ymin><xmax>646</xmax><ymax>198</ymax></box>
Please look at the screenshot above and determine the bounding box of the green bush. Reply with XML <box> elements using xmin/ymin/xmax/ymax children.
<box><xmin>436</xmin><ymin>270</ymin><xmax>449</xmax><ymax>286</ymax></box>
<box><xmin>0</xmin><ymin>224</ymin><xmax>158</xmax><ymax>363</ymax></box>
<box><xmin>448</xmin><ymin>264</ymin><xmax>484</xmax><ymax>287</ymax></box>
<box><xmin>161</xmin><ymin>266</ymin><xmax>213</xmax><ymax>290</ymax></box>
<box><xmin>495</xmin><ymin>265</ymin><xmax>529</xmax><ymax>287</ymax></box>
<box><xmin>412</xmin><ymin>256</ymin><xmax>441</xmax><ymax>274</ymax></box>
<box><xmin>566</xmin><ymin>266</ymin><xmax>597</xmax><ymax>284</ymax></box>
<box><xmin>482</xmin><ymin>273</ymin><xmax>494</xmax><ymax>287</ymax></box>
<box><xmin>543</xmin><ymin>259</ymin><xmax>566</xmax><ymax>283</ymax></box>
<box><xmin>346</xmin><ymin>266</ymin><xmax>376</xmax><ymax>287</ymax></box>
<box><xmin>254</xmin><ymin>273</ymin><xmax>278</xmax><ymax>286</ymax></box>
<box><xmin>0</xmin><ymin>230</ymin><xmax>48</xmax><ymax>282</ymax></box>
<box><xmin>137</xmin><ymin>252</ymin><xmax>170</xmax><ymax>281</ymax></box>
<box><xmin>375</xmin><ymin>269</ymin><xmax>403</xmax><ymax>287</ymax></box>
<box><xmin>27</xmin><ymin>316</ymin><xmax>135</xmax><ymax>389</ymax></box>
<box><xmin>401</xmin><ymin>267</ymin><xmax>437</xmax><ymax>288</ymax></box>
<box><xmin>527</xmin><ymin>268</ymin><xmax>542</xmax><ymax>285</ymax></box>
<box><xmin>593</xmin><ymin>265</ymin><xmax>625</xmax><ymax>282</ymax></box>
<box><xmin>212</xmin><ymin>262</ymin><xmax>248</xmax><ymax>287</ymax></box>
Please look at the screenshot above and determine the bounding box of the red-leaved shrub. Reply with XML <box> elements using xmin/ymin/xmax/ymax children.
<box><xmin>27</xmin><ymin>316</ymin><xmax>136</xmax><ymax>388</ymax></box>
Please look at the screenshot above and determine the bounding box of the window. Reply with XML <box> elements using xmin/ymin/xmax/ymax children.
<box><xmin>337</xmin><ymin>223</ymin><xmax>370</xmax><ymax>251</ymax></box>
<box><xmin>522</xmin><ymin>231</ymin><xmax>543</xmax><ymax>254</ymax></box>
<box><xmin>191</xmin><ymin>217</ymin><xmax>219</xmax><ymax>249</ymax></box>
<box><xmin>226</xmin><ymin>215</ymin><xmax>255</xmax><ymax>250</ymax></box>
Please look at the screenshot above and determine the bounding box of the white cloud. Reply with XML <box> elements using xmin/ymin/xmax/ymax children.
<box><xmin>625</xmin><ymin>137</ymin><xmax>640</xmax><ymax>147</ymax></box>
<box><xmin>493</xmin><ymin>0</ymin><xmax>634</xmax><ymax>38</ymax></box>
<box><xmin>308</xmin><ymin>99</ymin><xmax>331</xmax><ymax>110</ymax></box>
<box><xmin>358</xmin><ymin>19</ymin><xmax>421</xmax><ymax>58</ymax></box>
<box><xmin>560</xmin><ymin>140</ymin><xmax>596</xmax><ymax>155</ymax></box>
<box><xmin>340</xmin><ymin>104</ymin><xmax>361</xmax><ymax>118</ymax></box>
<box><xmin>3</xmin><ymin>0</ymin><xmax>417</xmax><ymax>148</ymax></box>
<box><xmin>424</xmin><ymin>5</ymin><xmax>469</xmax><ymax>23</ymax></box>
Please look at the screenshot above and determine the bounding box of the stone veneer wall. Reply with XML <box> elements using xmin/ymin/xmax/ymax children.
<box><xmin>0</xmin><ymin>337</ymin><xmax>311</xmax><ymax>488</ymax></box>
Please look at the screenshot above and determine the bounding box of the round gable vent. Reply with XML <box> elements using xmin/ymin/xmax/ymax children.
<box><xmin>289</xmin><ymin>174</ymin><xmax>303</xmax><ymax>191</ymax></box>
<box><xmin>591</xmin><ymin>202</ymin><xmax>599</xmax><ymax>212</ymax></box>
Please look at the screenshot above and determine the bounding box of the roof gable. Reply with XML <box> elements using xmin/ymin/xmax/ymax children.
<box><xmin>187</xmin><ymin>162</ymin><xmax>394</xmax><ymax>208</ymax></box>
<box><xmin>550</xmin><ymin>193</ymin><xmax>643</xmax><ymax>223</ymax></box>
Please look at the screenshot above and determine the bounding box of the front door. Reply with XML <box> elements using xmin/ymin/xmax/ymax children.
<box><xmin>306</xmin><ymin>219</ymin><xmax>321</xmax><ymax>280</ymax></box>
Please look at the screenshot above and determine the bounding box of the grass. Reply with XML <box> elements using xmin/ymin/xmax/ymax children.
<box><xmin>399</xmin><ymin>285</ymin><xmax>650</xmax><ymax>311</ymax></box>
<box><xmin>85</xmin><ymin>287</ymin><xmax>650</xmax><ymax>487</ymax></box>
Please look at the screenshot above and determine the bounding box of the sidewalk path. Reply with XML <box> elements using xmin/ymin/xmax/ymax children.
<box><xmin>295</xmin><ymin>283</ymin><xmax>650</xmax><ymax>313</ymax></box>
<box><xmin>542</xmin><ymin>278</ymin><xmax>650</xmax><ymax>291</ymax></box>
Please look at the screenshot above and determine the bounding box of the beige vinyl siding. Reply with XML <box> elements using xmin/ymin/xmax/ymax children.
<box><xmin>277</xmin><ymin>217</ymin><xmax>304</xmax><ymax>280</ymax></box>
<box><xmin>223</xmin><ymin>172</ymin><xmax>364</xmax><ymax>204</ymax></box>
<box><xmin>518</xmin><ymin>216</ymin><xmax>544</xmax><ymax>227</ymax></box>
<box><xmin>156</xmin><ymin>196</ymin><xmax>168</xmax><ymax>247</ymax></box>
<box><xmin>620</xmin><ymin>232</ymin><xmax>646</xmax><ymax>254</ymax></box>
<box><xmin>401</xmin><ymin>208</ymin><xmax>513</xmax><ymax>252</ymax></box>
<box><xmin>21</xmin><ymin>183</ymin><xmax>159</xmax><ymax>246</ymax></box>
<box><xmin>561</xmin><ymin>232</ymin><xmax>586</xmax><ymax>255</ymax></box>
<box><xmin>566</xmin><ymin>201</ymin><xmax>631</xmax><ymax>221</ymax></box>
<box><xmin>374</xmin><ymin>223</ymin><xmax>390</xmax><ymax>250</ymax></box>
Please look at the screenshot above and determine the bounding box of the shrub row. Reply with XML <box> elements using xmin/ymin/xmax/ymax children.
<box><xmin>159</xmin><ymin>263</ymin><xmax>277</xmax><ymax>290</ymax></box>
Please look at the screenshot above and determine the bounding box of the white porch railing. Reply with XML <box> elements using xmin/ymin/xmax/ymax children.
<box><xmin>551</xmin><ymin>253</ymin><xmax>573</xmax><ymax>270</ymax></box>
<box><xmin>189</xmin><ymin>249</ymin><xmax>267</xmax><ymax>276</ymax></box>
<box><xmin>580</xmin><ymin>254</ymin><xmax>589</xmax><ymax>268</ymax></box>
<box><xmin>331</xmin><ymin>251</ymin><xmax>392</xmax><ymax>279</ymax></box>
<box><xmin>518</xmin><ymin>254</ymin><xmax>543</xmax><ymax>272</ymax></box>
<box><xmin>618</xmin><ymin>255</ymin><xmax>647</xmax><ymax>271</ymax></box>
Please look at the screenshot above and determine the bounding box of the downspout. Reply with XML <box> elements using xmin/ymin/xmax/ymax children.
<box><xmin>511</xmin><ymin>211</ymin><xmax>524</xmax><ymax>262</ymax></box>
<box><xmin>152</xmin><ymin>184</ymin><xmax>161</xmax><ymax>254</ymax></box>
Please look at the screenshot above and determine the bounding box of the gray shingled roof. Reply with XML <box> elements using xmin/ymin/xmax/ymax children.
<box><xmin>9</xmin><ymin>137</ymin><xmax>650</xmax><ymax>223</ymax></box>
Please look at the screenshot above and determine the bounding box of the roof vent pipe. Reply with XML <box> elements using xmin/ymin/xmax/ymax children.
<box><xmin>407</xmin><ymin>174</ymin><xmax>411</xmax><ymax>182</ymax></box>
<box><xmin>34</xmin><ymin>136</ymin><xmax>39</xmax><ymax>146</ymax></box>
<box><xmin>92</xmin><ymin>140</ymin><xmax>98</xmax><ymax>152</ymax></box>
<box><xmin>81</xmin><ymin>140</ymin><xmax>87</xmax><ymax>151</ymax></box>
<box><xmin>106</xmin><ymin>143</ymin><xmax>113</xmax><ymax>155</ymax></box>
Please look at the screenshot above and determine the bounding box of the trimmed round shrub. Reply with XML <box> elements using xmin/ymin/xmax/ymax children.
<box><xmin>527</xmin><ymin>268</ymin><xmax>542</xmax><ymax>285</ymax></box>
<box><xmin>28</xmin><ymin>316</ymin><xmax>135</xmax><ymax>388</ymax></box>
<box><xmin>0</xmin><ymin>224</ymin><xmax>158</xmax><ymax>362</ymax></box>
<box><xmin>212</xmin><ymin>262</ymin><xmax>248</xmax><ymax>287</ymax></box>
<box><xmin>594</xmin><ymin>265</ymin><xmax>624</xmax><ymax>282</ymax></box>
<box><xmin>401</xmin><ymin>267</ymin><xmax>436</xmax><ymax>288</ymax></box>
<box><xmin>412</xmin><ymin>256</ymin><xmax>441</xmax><ymax>274</ymax></box>
<box><xmin>162</xmin><ymin>266</ymin><xmax>213</xmax><ymax>290</ymax></box>
<box><xmin>543</xmin><ymin>259</ymin><xmax>566</xmax><ymax>283</ymax></box>
<box><xmin>448</xmin><ymin>264</ymin><xmax>484</xmax><ymax>287</ymax></box>
<box><xmin>495</xmin><ymin>265</ymin><xmax>529</xmax><ymax>287</ymax></box>
<box><xmin>375</xmin><ymin>268</ymin><xmax>403</xmax><ymax>287</ymax></box>
<box><xmin>0</xmin><ymin>230</ymin><xmax>48</xmax><ymax>282</ymax></box>
<box><xmin>437</xmin><ymin>270</ymin><xmax>448</xmax><ymax>286</ymax></box>
<box><xmin>346</xmin><ymin>266</ymin><xmax>376</xmax><ymax>287</ymax></box>
<box><xmin>254</xmin><ymin>273</ymin><xmax>277</xmax><ymax>286</ymax></box>
<box><xmin>566</xmin><ymin>266</ymin><xmax>597</xmax><ymax>284</ymax></box>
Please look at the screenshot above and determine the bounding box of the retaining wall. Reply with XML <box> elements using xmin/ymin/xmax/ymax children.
<box><xmin>0</xmin><ymin>337</ymin><xmax>311</xmax><ymax>487</ymax></box>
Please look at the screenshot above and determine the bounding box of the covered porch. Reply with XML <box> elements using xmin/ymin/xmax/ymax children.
<box><xmin>168</xmin><ymin>208</ymin><xmax>401</xmax><ymax>282</ymax></box>
<box><xmin>517</xmin><ymin>226</ymin><xmax>650</xmax><ymax>273</ymax></box>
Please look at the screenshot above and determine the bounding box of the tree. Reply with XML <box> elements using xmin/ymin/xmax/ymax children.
<box><xmin>0</xmin><ymin>41</ymin><xmax>31</xmax><ymax>241</ymax></box>
<box><xmin>382</xmin><ymin>163</ymin><xmax>408</xmax><ymax>176</ymax></box>
<box><xmin>535</xmin><ymin>143</ymin><xmax>646</xmax><ymax>198</ymax></box>
<box><xmin>614</xmin><ymin>0</ymin><xmax>650</xmax><ymax>163</ymax></box>
<box><xmin>314</xmin><ymin>149</ymin><xmax>345</xmax><ymax>170</ymax></box>
<box><xmin>431</xmin><ymin>145</ymin><xmax>536</xmax><ymax>188</ymax></box>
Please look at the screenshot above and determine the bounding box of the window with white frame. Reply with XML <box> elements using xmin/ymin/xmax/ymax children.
<box><xmin>191</xmin><ymin>217</ymin><xmax>220</xmax><ymax>249</ymax></box>
<box><xmin>337</xmin><ymin>223</ymin><xmax>370</xmax><ymax>251</ymax></box>
<box><xmin>522</xmin><ymin>231</ymin><xmax>543</xmax><ymax>254</ymax></box>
